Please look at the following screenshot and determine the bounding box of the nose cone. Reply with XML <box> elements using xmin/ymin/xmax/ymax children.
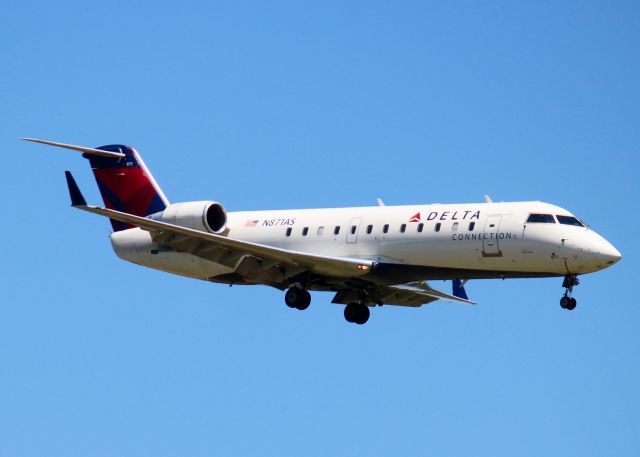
<box><xmin>587</xmin><ymin>234</ymin><xmax>622</xmax><ymax>271</ymax></box>
<box><xmin>598</xmin><ymin>240</ymin><xmax>622</xmax><ymax>266</ymax></box>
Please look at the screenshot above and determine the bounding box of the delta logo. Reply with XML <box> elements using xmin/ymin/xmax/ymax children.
<box><xmin>408</xmin><ymin>210</ymin><xmax>482</xmax><ymax>222</ymax></box>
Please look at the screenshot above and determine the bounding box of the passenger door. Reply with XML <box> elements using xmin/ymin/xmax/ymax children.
<box><xmin>482</xmin><ymin>215</ymin><xmax>503</xmax><ymax>257</ymax></box>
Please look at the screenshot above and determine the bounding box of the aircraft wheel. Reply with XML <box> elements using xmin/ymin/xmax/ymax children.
<box><xmin>355</xmin><ymin>305</ymin><xmax>370</xmax><ymax>325</ymax></box>
<box><xmin>560</xmin><ymin>296</ymin><xmax>568</xmax><ymax>309</ymax></box>
<box><xmin>344</xmin><ymin>303</ymin><xmax>370</xmax><ymax>324</ymax></box>
<box><xmin>285</xmin><ymin>287</ymin><xmax>311</xmax><ymax>310</ymax></box>
<box><xmin>344</xmin><ymin>303</ymin><xmax>358</xmax><ymax>323</ymax></box>
<box><xmin>566</xmin><ymin>297</ymin><xmax>577</xmax><ymax>311</ymax></box>
<box><xmin>296</xmin><ymin>290</ymin><xmax>311</xmax><ymax>310</ymax></box>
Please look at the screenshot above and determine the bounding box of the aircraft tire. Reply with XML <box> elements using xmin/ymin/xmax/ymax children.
<box><xmin>344</xmin><ymin>304</ymin><xmax>358</xmax><ymax>323</ymax></box>
<box><xmin>295</xmin><ymin>290</ymin><xmax>311</xmax><ymax>311</ymax></box>
<box><xmin>566</xmin><ymin>297</ymin><xmax>577</xmax><ymax>311</ymax></box>
<box><xmin>285</xmin><ymin>287</ymin><xmax>307</xmax><ymax>309</ymax></box>
<box><xmin>560</xmin><ymin>296</ymin><xmax>570</xmax><ymax>309</ymax></box>
<box><xmin>355</xmin><ymin>305</ymin><xmax>370</xmax><ymax>325</ymax></box>
<box><xmin>344</xmin><ymin>303</ymin><xmax>370</xmax><ymax>324</ymax></box>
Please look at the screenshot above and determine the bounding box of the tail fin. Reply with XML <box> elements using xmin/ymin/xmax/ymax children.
<box><xmin>85</xmin><ymin>144</ymin><xmax>169</xmax><ymax>231</ymax></box>
<box><xmin>22</xmin><ymin>138</ymin><xmax>169</xmax><ymax>231</ymax></box>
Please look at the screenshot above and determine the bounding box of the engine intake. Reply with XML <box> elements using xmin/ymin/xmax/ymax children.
<box><xmin>149</xmin><ymin>201</ymin><xmax>227</xmax><ymax>234</ymax></box>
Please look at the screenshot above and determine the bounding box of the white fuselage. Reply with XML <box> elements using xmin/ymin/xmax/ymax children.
<box><xmin>110</xmin><ymin>201</ymin><xmax>621</xmax><ymax>286</ymax></box>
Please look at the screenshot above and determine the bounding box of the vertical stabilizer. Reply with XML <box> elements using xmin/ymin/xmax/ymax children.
<box><xmin>84</xmin><ymin>144</ymin><xmax>169</xmax><ymax>231</ymax></box>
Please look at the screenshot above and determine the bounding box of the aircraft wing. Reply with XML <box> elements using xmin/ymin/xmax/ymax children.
<box><xmin>64</xmin><ymin>171</ymin><xmax>474</xmax><ymax>306</ymax></box>
<box><xmin>380</xmin><ymin>282</ymin><xmax>476</xmax><ymax>306</ymax></box>
<box><xmin>64</xmin><ymin>172</ymin><xmax>374</xmax><ymax>282</ymax></box>
<box><xmin>331</xmin><ymin>281</ymin><xmax>476</xmax><ymax>307</ymax></box>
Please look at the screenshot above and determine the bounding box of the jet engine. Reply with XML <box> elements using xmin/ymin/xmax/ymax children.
<box><xmin>149</xmin><ymin>201</ymin><xmax>227</xmax><ymax>234</ymax></box>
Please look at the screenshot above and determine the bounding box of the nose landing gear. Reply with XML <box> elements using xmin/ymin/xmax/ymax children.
<box><xmin>560</xmin><ymin>274</ymin><xmax>579</xmax><ymax>310</ymax></box>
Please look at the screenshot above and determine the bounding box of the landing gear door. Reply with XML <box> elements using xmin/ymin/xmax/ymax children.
<box><xmin>482</xmin><ymin>215</ymin><xmax>503</xmax><ymax>257</ymax></box>
<box><xmin>346</xmin><ymin>217</ymin><xmax>363</xmax><ymax>244</ymax></box>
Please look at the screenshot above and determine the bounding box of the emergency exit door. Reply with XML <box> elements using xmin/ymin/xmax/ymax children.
<box><xmin>346</xmin><ymin>217</ymin><xmax>363</xmax><ymax>244</ymax></box>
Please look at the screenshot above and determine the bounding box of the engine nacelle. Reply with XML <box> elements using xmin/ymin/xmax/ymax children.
<box><xmin>149</xmin><ymin>201</ymin><xmax>227</xmax><ymax>234</ymax></box>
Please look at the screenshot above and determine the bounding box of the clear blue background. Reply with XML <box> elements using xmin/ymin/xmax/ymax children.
<box><xmin>1</xmin><ymin>1</ymin><xmax>638</xmax><ymax>456</ymax></box>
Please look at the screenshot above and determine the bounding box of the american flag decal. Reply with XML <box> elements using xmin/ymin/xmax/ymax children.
<box><xmin>245</xmin><ymin>219</ymin><xmax>259</xmax><ymax>227</ymax></box>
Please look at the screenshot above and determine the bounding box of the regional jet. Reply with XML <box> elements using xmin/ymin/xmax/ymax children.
<box><xmin>24</xmin><ymin>138</ymin><xmax>622</xmax><ymax>324</ymax></box>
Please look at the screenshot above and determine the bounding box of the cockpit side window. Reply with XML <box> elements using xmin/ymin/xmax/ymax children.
<box><xmin>526</xmin><ymin>213</ymin><xmax>555</xmax><ymax>223</ymax></box>
<box><xmin>556</xmin><ymin>215</ymin><xmax>585</xmax><ymax>227</ymax></box>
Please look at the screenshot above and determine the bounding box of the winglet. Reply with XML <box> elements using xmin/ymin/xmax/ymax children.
<box><xmin>64</xmin><ymin>171</ymin><xmax>87</xmax><ymax>206</ymax></box>
<box><xmin>452</xmin><ymin>279</ymin><xmax>469</xmax><ymax>300</ymax></box>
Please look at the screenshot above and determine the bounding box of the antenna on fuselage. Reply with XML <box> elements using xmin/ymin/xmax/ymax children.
<box><xmin>484</xmin><ymin>195</ymin><xmax>493</xmax><ymax>203</ymax></box>
<box><xmin>376</xmin><ymin>198</ymin><xmax>385</xmax><ymax>207</ymax></box>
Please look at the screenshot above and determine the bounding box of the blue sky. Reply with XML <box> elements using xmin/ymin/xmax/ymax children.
<box><xmin>1</xmin><ymin>1</ymin><xmax>639</xmax><ymax>455</ymax></box>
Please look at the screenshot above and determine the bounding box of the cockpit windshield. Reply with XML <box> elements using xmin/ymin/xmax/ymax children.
<box><xmin>526</xmin><ymin>213</ymin><xmax>555</xmax><ymax>223</ymax></box>
<box><xmin>556</xmin><ymin>215</ymin><xmax>585</xmax><ymax>227</ymax></box>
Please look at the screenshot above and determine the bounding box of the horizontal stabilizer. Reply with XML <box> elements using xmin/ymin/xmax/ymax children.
<box><xmin>64</xmin><ymin>171</ymin><xmax>87</xmax><ymax>206</ymax></box>
<box><xmin>21</xmin><ymin>138</ymin><xmax>126</xmax><ymax>158</ymax></box>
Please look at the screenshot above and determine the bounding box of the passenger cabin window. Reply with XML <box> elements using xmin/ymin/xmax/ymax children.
<box><xmin>400</xmin><ymin>224</ymin><xmax>406</xmax><ymax>233</ymax></box>
<box><xmin>286</xmin><ymin>227</ymin><xmax>292</xmax><ymax>237</ymax></box>
<box><xmin>317</xmin><ymin>226</ymin><xmax>324</xmax><ymax>236</ymax></box>
<box><xmin>383</xmin><ymin>224</ymin><xmax>389</xmax><ymax>234</ymax></box>
<box><xmin>452</xmin><ymin>222</ymin><xmax>459</xmax><ymax>231</ymax></box>
<box><xmin>366</xmin><ymin>224</ymin><xmax>373</xmax><ymax>234</ymax></box>
<box><xmin>350</xmin><ymin>225</ymin><xmax>357</xmax><ymax>235</ymax></box>
<box><xmin>334</xmin><ymin>226</ymin><xmax>341</xmax><ymax>235</ymax></box>
<box><xmin>417</xmin><ymin>223</ymin><xmax>424</xmax><ymax>233</ymax></box>
<box><xmin>435</xmin><ymin>223</ymin><xmax>441</xmax><ymax>232</ymax></box>
<box><xmin>302</xmin><ymin>227</ymin><xmax>309</xmax><ymax>236</ymax></box>
<box><xmin>526</xmin><ymin>213</ymin><xmax>555</xmax><ymax>223</ymax></box>
<box><xmin>468</xmin><ymin>222</ymin><xmax>475</xmax><ymax>231</ymax></box>
<box><xmin>556</xmin><ymin>215</ymin><xmax>585</xmax><ymax>227</ymax></box>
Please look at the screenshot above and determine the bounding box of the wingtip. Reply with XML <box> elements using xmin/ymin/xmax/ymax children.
<box><xmin>64</xmin><ymin>170</ymin><xmax>87</xmax><ymax>207</ymax></box>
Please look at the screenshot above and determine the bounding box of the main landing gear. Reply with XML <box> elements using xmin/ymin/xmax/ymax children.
<box><xmin>344</xmin><ymin>303</ymin><xmax>370</xmax><ymax>325</ymax></box>
<box><xmin>285</xmin><ymin>287</ymin><xmax>311</xmax><ymax>310</ymax></box>
<box><xmin>560</xmin><ymin>274</ymin><xmax>579</xmax><ymax>311</ymax></box>
<box><xmin>283</xmin><ymin>288</ymin><xmax>372</xmax><ymax>324</ymax></box>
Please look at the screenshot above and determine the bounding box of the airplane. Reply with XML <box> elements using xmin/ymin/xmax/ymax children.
<box><xmin>23</xmin><ymin>138</ymin><xmax>622</xmax><ymax>325</ymax></box>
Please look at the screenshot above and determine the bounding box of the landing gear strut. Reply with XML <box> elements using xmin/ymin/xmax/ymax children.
<box><xmin>344</xmin><ymin>303</ymin><xmax>370</xmax><ymax>325</ymax></box>
<box><xmin>285</xmin><ymin>287</ymin><xmax>311</xmax><ymax>310</ymax></box>
<box><xmin>560</xmin><ymin>274</ymin><xmax>579</xmax><ymax>311</ymax></box>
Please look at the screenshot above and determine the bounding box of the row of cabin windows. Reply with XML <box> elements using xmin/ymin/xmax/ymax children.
<box><xmin>285</xmin><ymin>221</ymin><xmax>476</xmax><ymax>237</ymax></box>
<box><xmin>526</xmin><ymin>213</ymin><xmax>585</xmax><ymax>226</ymax></box>
<box><xmin>286</xmin><ymin>214</ymin><xmax>584</xmax><ymax>236</ymax></box>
